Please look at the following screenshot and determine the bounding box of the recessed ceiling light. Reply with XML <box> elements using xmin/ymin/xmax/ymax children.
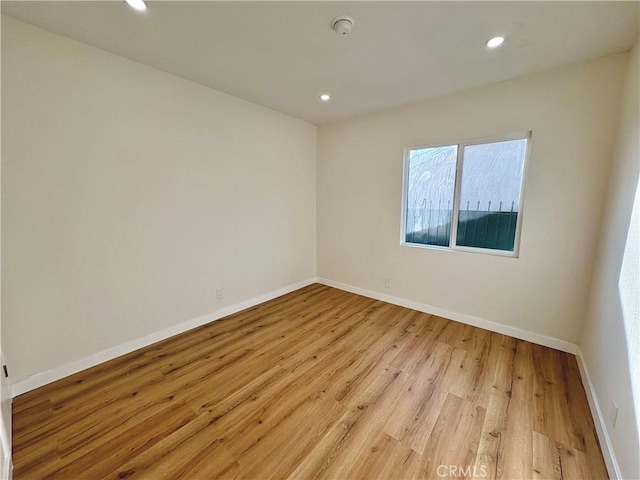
<box><xmin>486</xmin><ymin>36</ymin><xmax>505</xmax><ymax>48</ymax></box>
<box><xmin>319</xmin><ymin>94</ymin><xmax>331</xmax><ymax>102</ymax></box>
<box><xmin>125</xmin><ymin>0</ymin><xmax>147</xmax><ymax>11</ymax></box>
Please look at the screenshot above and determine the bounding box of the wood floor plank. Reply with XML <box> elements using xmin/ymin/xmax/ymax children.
<box><xmin>499</xmin><ymin>339</ymin><xmax>535</xmax><ymax>479</ymax></box>
<box><xmin>533</xmin><ymin>430</ymin><xmax>601</xmax><ymax>480</ymax></box>
<box><xmin>286</xmin><ymin>407</ymin><xmax>367</xmax><ymax>480</ymax></box>
<box><xmin>232</xmin><ymin>394</ymin><xmax>347</xmax><ymax>479</ymax></box>
<box><xmin>30</xmin><ymin>401</ymin><xmax>197</xmax><ymax>479</ymax></box>
<box><xmin>332</xmin><ymin>431</ymin><xmax>421</xmax><ymax>480</ymax></box>
<box><xmin>301</xmin><ymin>387</ymin><xmax>407</xmax><ymax>480</ymax></box>
<box><xmin>384</xmin><ymin>342</ymin><xmax>461</xmax><ymax>454</ymax></box>
<box><xmin>533</xmin><ymin>430</ymin><xmax>565</xmax><ymax>480</ymax></box>
<box><xmin>474</xmin><ymin>391</ymin><xmax>511</xmax><ymax>480</ymax></box>
<box><xmin>420</xmin><ymin>393</ymin><xmax>486</xmax><ymax>479</ymax></box>
<box><xmin>10</xmin><ymin>436</ymin><xmax>59</xmax><ymax>479</ymax></box>
<box><xmin>473</xmin><ymin>334</ymin><xmax>517</xmax><ymax>479</ymax></box>
<box><xmin>173</xmin><ymin>443</ymin><xmax>240</xmax><ymax>480</ymax></box>
<box><xmin>563</xmin><ymin>355</ymin><xmax>610</xmax><ymax>480</ymax></box>
<box><xmin>12</xmin><ymin>284</ymin><xmax>609</xmax><ymax>479</ymax></box>
<box><xmin>103</xmin><ymin>410</ymin><xmax>223</xmax><ymax>480</ymax></box>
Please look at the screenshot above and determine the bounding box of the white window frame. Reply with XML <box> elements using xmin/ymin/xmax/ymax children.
<box><xmin>400</xmin><ymin>131</ymin><xmax>532</xmax><ymax>258</ymax></box>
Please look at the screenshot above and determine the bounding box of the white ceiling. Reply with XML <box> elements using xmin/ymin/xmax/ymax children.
<box><xmin>2</xmin><ymin>1</ymin><xmax>639</xmax><ymax>125</ymax></box>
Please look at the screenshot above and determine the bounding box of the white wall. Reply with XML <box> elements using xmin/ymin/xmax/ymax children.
<box><xmin>0</xmin><ymin>15</ymin><xmax>12</xmax><ymax>480</ymax></box>
<box><xmin>317</xmin><ymin>53</ymin><xmax>628</xmax><ymax>345</ymax></box>
<box><xmin>1</xmin><ymin>17</ymin><xmax>317</xmax><ymax>385</ymax></box>
<box><xmin>581</xmin><ymin>37</ymin><xmax>639</xmax><ymax>480</ymax></box>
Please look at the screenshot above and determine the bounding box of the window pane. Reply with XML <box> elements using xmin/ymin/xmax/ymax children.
<box><xmin>405</xmin><ymin>145</ymin><xmax>457</xmax><ymax>246</ymax></box>
<box><xmin>456</xmin><ymin>139</ymin><xmax>527</xmax><ymax>251</ymax></box>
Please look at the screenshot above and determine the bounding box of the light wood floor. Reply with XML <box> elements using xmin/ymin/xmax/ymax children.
<box><xmin>13</xmin><ymin>284</ymin><xmax>607</xmax><ymax>479</ymax></box>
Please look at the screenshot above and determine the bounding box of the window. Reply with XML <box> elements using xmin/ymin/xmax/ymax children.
<box><xmin>401</xmin><ymin>132</ymin><xmax>530</xmax><ymax>256</ymax></box>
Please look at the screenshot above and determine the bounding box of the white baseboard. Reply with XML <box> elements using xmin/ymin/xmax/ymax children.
<box><xmin>317</xmin><ymin>277</ymin><xmax>579</xmax><ymax>354</ymax></box>
<box><xmin>9</xmin><ymin>278</ymin><xmax>318</xmax><ymax>398</ymax></box>
<box><xmin>10</xmin><ymin>276</ymin><xmax>580</xmax><ymax>396</ymax></box>
<box><xmin>9</xmin><ymin>275</ymin><xmax>615</xmax><ymax>478</ymax></box>
<box><xmin>575</xmin><ymin>348</ymin><xmax>621</xmax><ymax>480</ymax></box>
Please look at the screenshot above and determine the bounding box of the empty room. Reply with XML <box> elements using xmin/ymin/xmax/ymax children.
<box><xmin>0</xmin><ymin>1</ymin><xmax>638</xmax><ymax>479</ymax></box>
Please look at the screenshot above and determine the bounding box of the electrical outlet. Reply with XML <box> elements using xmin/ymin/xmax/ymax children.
<box><xmin>610</xmin><ymin>401</ymin><xmax>619</xmax><ymax>428</ymax></box>
<box><xmin>384</xmin><ymin>278</ymin><xmax>391</xmax><ymax>289</ymax></box>
<box><xmin>216</xmin><ymin>287</ymin><xmax>224</xmax><ymax>300</ymax></box>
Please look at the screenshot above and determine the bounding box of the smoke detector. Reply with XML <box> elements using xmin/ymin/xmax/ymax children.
<box><xmin>332</xmin><ymin>16</ymin><xmax>354</xmax><ymax>36</ymax></box>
